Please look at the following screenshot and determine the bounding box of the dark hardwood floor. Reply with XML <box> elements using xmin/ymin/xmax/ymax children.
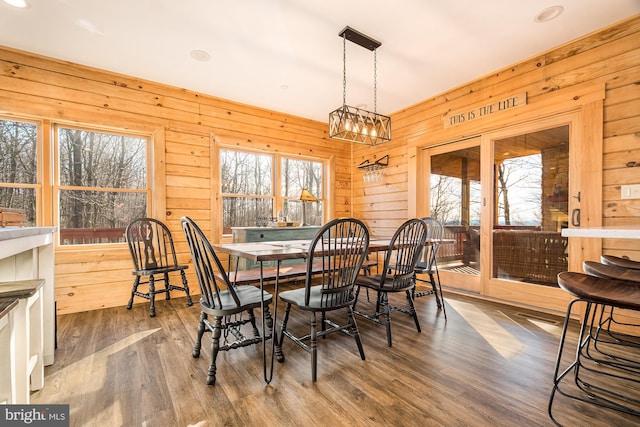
<box><xmin>32</xmin><ymin>283</ymin><xmax>640</xmax><ymax>426</ymax></box>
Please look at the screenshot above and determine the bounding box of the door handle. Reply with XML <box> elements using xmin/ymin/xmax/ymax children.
<box><xmin>571</xmin><ymin>208</ymin><xmax>581</xmax><ymax>227</ymax></box>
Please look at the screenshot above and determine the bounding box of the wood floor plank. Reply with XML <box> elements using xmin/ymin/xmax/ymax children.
<box><xmin>30</xmin><ymin>288</ymin><xmax>640</xmax><ymax>426</ymax></box>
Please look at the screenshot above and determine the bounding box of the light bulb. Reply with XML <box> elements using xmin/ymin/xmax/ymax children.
<box><xmin>345</xmin><ymin>119</ymin><xmax>352</xmax><ymax>131</ymax></box>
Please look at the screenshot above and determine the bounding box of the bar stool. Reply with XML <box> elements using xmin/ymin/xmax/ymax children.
<box><xmin>583</xmin><ymin>261</ymin><xmax>640</xmax><ymax>352</ymax></box>
<box><xmin>548</xmin><ymin>272</ymin><xmax>640</xmax><ymax>425</ymax></box>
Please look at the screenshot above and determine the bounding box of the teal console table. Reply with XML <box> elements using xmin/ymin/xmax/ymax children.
<box><xmin>231</xmin><ymin>226</ymin><xmax>321</xmax><ymax>270</ymax></box>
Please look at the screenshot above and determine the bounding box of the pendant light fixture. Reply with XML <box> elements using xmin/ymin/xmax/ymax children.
<box><xmin>329</xmin><ymin>26</ymin><xmax>391</xmax><ymax>146</ymax></box>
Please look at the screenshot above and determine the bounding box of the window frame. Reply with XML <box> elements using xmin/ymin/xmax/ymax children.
<box><xmin>0</xmin><ymin>113</ymin><xmax>162</xmax><ymax>250</ymax></box>
<box><xmin>52</xmin><ymin>123</ymin><xmax>153</xmax><ymax>247</ymax></box>
<box><xmin>219</xmin><ymin>146</ymin><xmax>326</xmax><ymax>235</ymax></box>
<box><xmin>0</xmin><ymin>115</ymin><xmax>43</xmax><ymax>226</ymax></box>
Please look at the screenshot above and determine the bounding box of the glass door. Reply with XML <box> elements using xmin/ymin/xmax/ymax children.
<box><xmin>423</xmin><ymin>109</ymin><xmax>601</xmax><ymax>313</ymax></box>
<box><xmin>428</xmin><ymin>138</ymin><xmax>482</xmax><ymax>293</ymax></box>
<box><xmin>427</xmin><ymin>128</ymin><xmax>572</xmax><ymax>304</ymax></box>
<box><xmin>490</xmin><ymin>125</ymin><xmax>569</xmax><ymax>286</ymax></box>
<box><xmin>484</xmin><ymin>121</ymin><xmax>577</xmax><ymax>312</ymax></box>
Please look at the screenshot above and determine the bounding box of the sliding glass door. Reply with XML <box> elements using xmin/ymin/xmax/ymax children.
<box><xmin>428</xmin><ymin>138</ymin><xmax>482</xmax><ymax>293</ymax></box>
<box><xmin>491</xmin><ymin>125</ymin><xmax>569</xmax><ymax>286</ymax></box>
<box><xmin>424</xmin><ymin>114</ymin><xmax>596</xmax><ymax>312</ymax></box>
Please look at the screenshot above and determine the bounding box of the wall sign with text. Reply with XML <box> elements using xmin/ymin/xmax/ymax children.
<box><xmin>443</xmin><ymin>92</ymin><xmax>527</xmax><ymax>128</ymax></box>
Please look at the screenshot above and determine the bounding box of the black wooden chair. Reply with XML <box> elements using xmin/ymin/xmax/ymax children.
<box><xmin>181</xmin><ymin>216</ymin><xmax>274</xmax><ymax>385</ymax></box>
<box><xmin>353</xmin><ymin>218</ymin><xmax>428</xmax><ymax>347</ymax></box>
<box><xmin>413</xmin><ymin>217</ymin><xmax>446</xmax><ymax>319</ymax></box>
<box><xmin>549</xmin><ymin>272</ymin><xmax>640</xmax><ymax>425</ymax></box>
<box><xmin>276</xmin><ymin>218</ymin><xmax>369</xmax><ymax>382</ymax></box>
<box><xmin>126</xmin><ymin>217</ymin><xmax>192</xmax><ymax>317</ymax></box>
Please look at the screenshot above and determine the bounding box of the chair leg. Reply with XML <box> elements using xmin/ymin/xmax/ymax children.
<box><xmin>181</xmin><ymin>269</ymin><xmax>193</xmax><ymax>306</ymax></box>
<box><xmin>207</xmin><ymin>316</ymin><xmax>223</xmax><ymax>386</ymax></box>
<box><xmin>406</xmin><ymin>290</ymin><xmax>421</xmax><ymax>333</ymax></box>
<box><xmin>263</xmin><ymin>305</ymin><xmax>283</xmax><ymax>363</ymax></box>
<box><xmin>164</xmin><ymin>272</ymin><xmax>171</xmax><ymax>300</ymax></box>
<box><xmin>348</xmin><ymin>306</ymin><xmax>365</xmax><ymax>360</ymax></box>
<box><xmin>148</xmin><ymin>275</ymin><xmax>156</xmax><ymax>317</ymax></box>
<box><xmin>277</xmin><ymin>303</ymin><xmax>292</xmax><ymax>354</ymax></box>
<box><xmin>310</xmin><ymin>311</ymin><xmax>318</xmax><ymax>382</ymax></box>
<box><xmin>433</xmin><ymin>268</ymin><xmax>448</xmax><ymax>320</ymax></box>
<box><xmin>127</xmin><ymin>276</ymin><xmax>140</xmax><ymax>309</ymax></box>
<box><xmin>321</xmin><ymin>312</ymin><xmax>327</xmax><ymax>337</ymax></box>
<box><xmin>193</xmin><ymin>311</ymin><xmax>206</xmax><ymax>358</ymax></box>
<box><xmin>429</xmin><ymin>273</ymin><xmax>442</xmax><ymax>308</ymax></box>
<box><xmin>248</xmin><ymin>309</ymin><xmax>260</xmax><ymax>338</ymax></box>
<box><xmin>353</xmin><ymin>286</ymin><xmax>362</xmax><ymax>309</ymax></box>
<box><xmin>381</xmin><ymin>293</ymin><xmax>392</xmax><ymax>347</ymax></box>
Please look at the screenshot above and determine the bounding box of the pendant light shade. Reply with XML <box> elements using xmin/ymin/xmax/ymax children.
<box><xmin>329</xmin><ymin>105</ymin><xmax>391</xmax><ymax>145</ymax></box>
<box><xmin>329</xmin><ymin>26</ymin><xmax>391</xmax><ymax>146</ymax></box>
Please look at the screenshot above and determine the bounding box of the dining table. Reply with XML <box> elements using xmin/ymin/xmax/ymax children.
<box><xmin>212</xmin><ymin>238</ymin><xmax>395</xmax><ymax>383</ymax></box>
<box><xmin>212</xmin><ymin>237</ymin><xmax>453</xmax><ymax>383</ymax></box>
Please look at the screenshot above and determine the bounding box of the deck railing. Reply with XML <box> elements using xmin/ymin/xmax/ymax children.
<box><xmin>59</xmin><ymin>227</ymin><xmax>126</xmax><ymax>245</ymax></box>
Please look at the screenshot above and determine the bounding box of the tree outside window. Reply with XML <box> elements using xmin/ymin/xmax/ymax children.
<box><xmin>220</xmin><ymin>149</ymin><xmax>324</xmax><ymax>233</ymax></box>
<box><xmin>0</xmin><ymin>118</ymin><xmax>38</xmax><ymax>226</ymax></box>
<box><xmin>280</xmin><ymin>157</ymin><xmax>323</xmax><ymax>225</ymax></box>
<box><xmin>56</xmin><ymin>126</ymin><xmax>149</xmax><ymax>244</ymax></box>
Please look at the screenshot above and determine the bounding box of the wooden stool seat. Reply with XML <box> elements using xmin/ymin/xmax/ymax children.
<box><xmin>601</xmin><ymin>255</ymin><xmax>640</xmax><ymax>270</ymax></box>
<box><xmin>583</xmin><ymin>261</ymin><xmax>640</xmax><ymax>283</ymax></box>
<box><xmin>557</xmin><ymin>271</ymin><xmax>640</xmax><ymax>311</ymax></box>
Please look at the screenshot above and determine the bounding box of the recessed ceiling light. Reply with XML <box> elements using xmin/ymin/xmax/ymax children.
<box><xmin>190</xmin><ymin>50</ymin><xmax>211</xmax><ymax>62</ymax></box>
<box><xmin>534</xmin><ymin>5</ymin><xmax>564</xmax><ymax>23</ymax></box>
<box><xmin>3</xmin><ymin>0</ymin><xmax>29</xmax><ymax>8</ymax></box>
<box><xmin>280</xmin><ymin>84</ymin><xmax>288</xmax><ymax>90</ymax></box>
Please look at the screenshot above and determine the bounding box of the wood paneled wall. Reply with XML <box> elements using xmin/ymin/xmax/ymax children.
<box><xmin>0</xmin><ymin>46</ymin><xmax>351</xmax><ymax>314</ymax></box>
<box><xmin>353</xmin><ymin>15</ymin><xmax>640</xmax><ymax>265</ymax></box>
<box><xmin>1</xmin><ymin>15</ymin><xmax>638</xmax><ymax>314</ymax></box>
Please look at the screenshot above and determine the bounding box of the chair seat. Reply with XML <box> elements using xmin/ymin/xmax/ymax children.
<box><xmin>356</xmin><ymin>274</ymin><xmax>412</xmax><ymax>293</ymax></box>
<box><xmin>414</xmin><ymin>265</ymin><xmax>436</xmax><ymax>275</ymax></box>
<box><xmin>133</xmin><ymin>264</ymin><xmax>188</xmax><ymax>276</ymax></box>
<box><xmin>201</xmin><ymin>285</ymin><xmax>273</xmax><ymax>316</ymax></box>
<box><xmin>279</xmin><ymin>285</ymin><xmax>354</xmax><ymax>311</ymax></box>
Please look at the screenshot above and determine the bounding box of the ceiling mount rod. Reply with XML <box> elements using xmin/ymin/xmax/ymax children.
<box><xmin>338</xmin><ymin>26</ymin><xmax>381</xmax><ymax>51</ymax></box>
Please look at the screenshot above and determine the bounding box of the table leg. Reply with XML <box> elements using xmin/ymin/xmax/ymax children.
<box><xmin>262</xmin><ymin>260</ymin><xmax>281</xmax><ymax>384</ymax></box>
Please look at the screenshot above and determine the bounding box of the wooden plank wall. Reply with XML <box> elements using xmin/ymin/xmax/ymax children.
<box><xmin>1</xmin><ymin>15</ymin><xmax>638</xmax><ymax>314</ymax></box>
<box><xmin>353</xmin><ymin>14</ymin><xmax>640</xmax><ymax>264</ymax></box>
<box><xmin>0</xmin><ymin>46</ymin><xmax>351</xmax><ymax>314</ymax></box>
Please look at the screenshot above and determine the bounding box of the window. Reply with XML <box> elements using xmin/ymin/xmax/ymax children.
<box><xmin>280</xmin><ymin>156</ymin><xmax>324</xmax><ymax>225</ymax></box>
<box><xmin>221</xmin><ymin>149</ymin><xmax>324</xmax><ymax>233</ymax></box>
<box><xmin>0</xmin><ymin>118</ymin><xmax>38</xmax><ymax>226</ymax></box>
<box><xmin>55</xmin><ymin>125</ymin><xmax>149</xmax><ymax>245</ymax></box>
<box><xmin>221</xmin><ymin>150</ymin><xmax>274</xmax><ymax>233</ymax></box>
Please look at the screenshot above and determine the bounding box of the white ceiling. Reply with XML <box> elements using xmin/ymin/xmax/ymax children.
<box><xmin>1</xmin><ymin>0</ymin><xmax>639</xmax><ymax>123</ymax></box>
